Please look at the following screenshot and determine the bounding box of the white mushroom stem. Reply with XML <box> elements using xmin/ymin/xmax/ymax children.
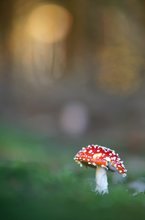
<box><xmin>95</xmin><ymin>166</ymin><xmax>108</xmax><ymax>194</ymax></box>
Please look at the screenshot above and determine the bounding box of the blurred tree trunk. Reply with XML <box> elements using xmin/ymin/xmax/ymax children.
<box><xmin>0</xmin><ymin>0</ymin><xmax>14</xmax><ymax>114</ymax></box>
<box><xmin>67</xmin><ymin>0</ymin><xmax>95</xmax><ymax>86</ymax></box>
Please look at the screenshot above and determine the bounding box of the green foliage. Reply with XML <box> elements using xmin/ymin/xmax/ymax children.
<box><xmin>0</xmin><ymin>162</ymin><xmax>145</xmax><ymax>220</ymax></box>
<box><xmin>0</xmin><ymin>128</ymin><xmax>145</xmax><ymax>220</ymax></box>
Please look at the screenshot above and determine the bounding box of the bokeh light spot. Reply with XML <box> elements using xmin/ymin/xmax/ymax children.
<box><xmin>59</xmin><ymin>102</ymin><xmax>89</xmax><ymax>136</ymax></box>
<box><xmin>96</xmin><ymin>45</ymin><xmax>142</xmax><ymax>95</ymax></box>
<box><xmin>26</xmin><ymin>3</ymin><xmax>73</xmax><ymax>44</ymax></box>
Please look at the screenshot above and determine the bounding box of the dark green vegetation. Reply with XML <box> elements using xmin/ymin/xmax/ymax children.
<box><xmin>0</xmin><ymin>127</ymin><xmax>145</xmax><ymax>220</ymax></box>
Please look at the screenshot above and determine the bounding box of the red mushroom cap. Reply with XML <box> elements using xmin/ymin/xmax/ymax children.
<box><xmin>74</xmin><ymin>144</ymin><xmax>127</xmax><ymax>177</ymax></box>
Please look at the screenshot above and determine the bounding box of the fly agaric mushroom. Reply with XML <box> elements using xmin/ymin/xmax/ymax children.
<box><xmin>74</xmin><ymin>144</ymin><xmax>127</xmax><ymax>194</ymax></box>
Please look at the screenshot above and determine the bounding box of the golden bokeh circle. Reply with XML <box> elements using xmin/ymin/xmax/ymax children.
<box><xmin>26</xmin><ymin>4</ymin><xmax>73</xmax><ymax>44</ymax></box>
<box><xmin>96</xmin><ymin>45</ymin><xmax>142</xmax><ymax>95</ymax></box>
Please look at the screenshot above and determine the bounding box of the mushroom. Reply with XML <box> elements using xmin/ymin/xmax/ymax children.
<box><xmin>74</xmin><ymin>144</ymin><xmax>127</xmax><ymax>194</ymax></box>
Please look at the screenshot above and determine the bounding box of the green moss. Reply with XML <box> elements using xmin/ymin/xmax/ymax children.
<box><xmin>0</xmin><ymin>127</ymin><xmax>145</xmax><ymax>220</ymax></box>
<box><xmin>0</xmin><ymin>162</ymin><xmax>145</xmax><ymax>220</ymax></box>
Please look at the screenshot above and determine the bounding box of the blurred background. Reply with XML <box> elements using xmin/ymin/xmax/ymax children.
<box><xmin>0</xmin><ymin>0</ymin><xmax>145</xmax><ymax>219</ymax></box>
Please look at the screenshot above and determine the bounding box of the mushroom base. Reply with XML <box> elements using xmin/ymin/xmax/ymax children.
<box><xmin>95</xmin><ymin>166</ymin><xmax>108</xmax><ymax>194</ymax></box>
